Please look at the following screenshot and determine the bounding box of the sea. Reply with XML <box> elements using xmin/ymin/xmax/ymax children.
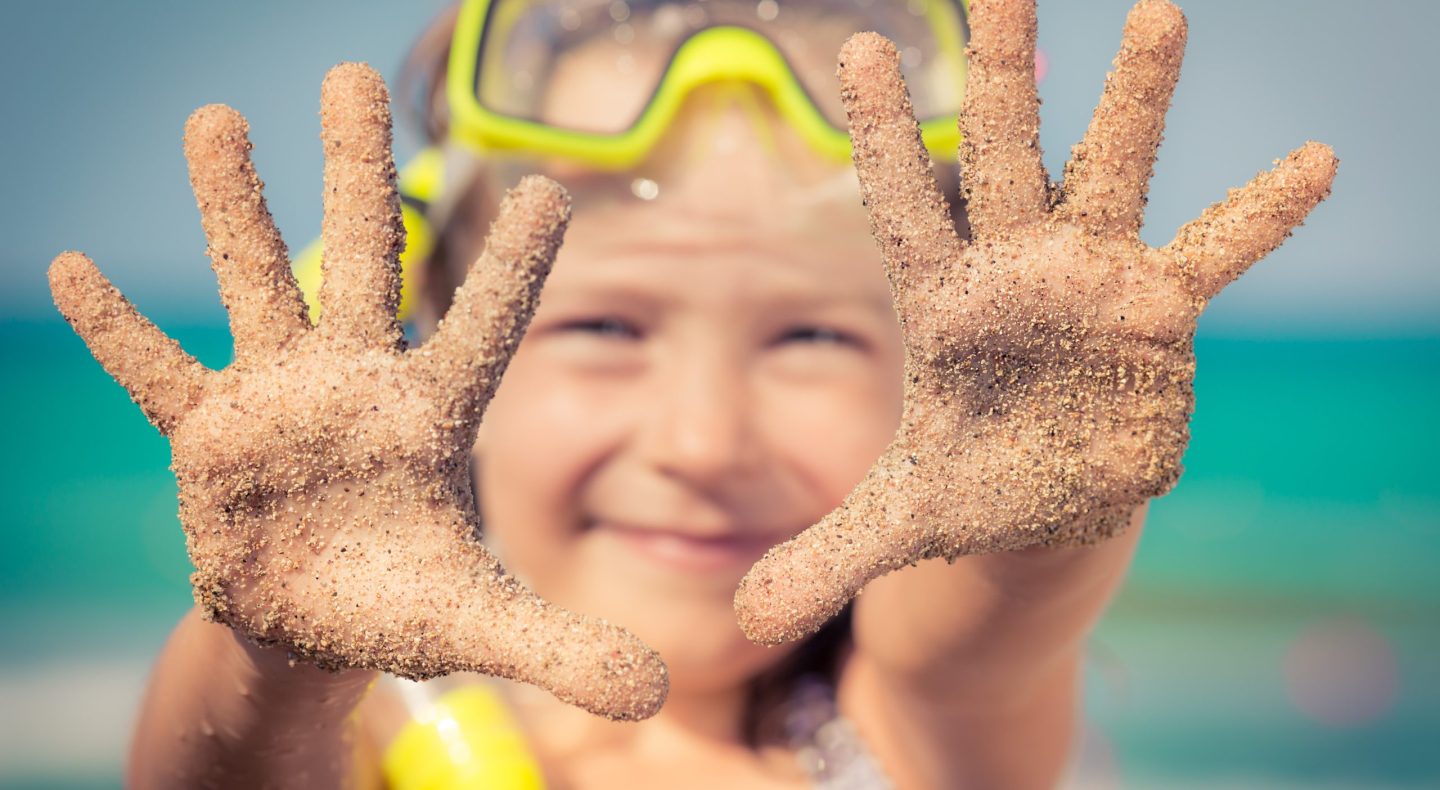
<box><xmin>2</xmin><ymin>320</ymin><xmax>1437</xmax><ymax>788</ymax></box>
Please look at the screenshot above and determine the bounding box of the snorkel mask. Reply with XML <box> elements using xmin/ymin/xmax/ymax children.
<box><xmin>296</xmin><ymin>0</ymin><xmax>971</xmax><ymax>319</ymax></box>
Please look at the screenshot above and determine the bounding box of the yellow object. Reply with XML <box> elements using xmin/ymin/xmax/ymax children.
<box><xmin>382</xmin><ymin>685</ymin><xmax>546</xmax><ymax>790</ymax></box>
<box><xmin>295</xmin><ymin>0</ymin><xmax>973</xmax><ymax>319</ymax></box>
<box><xmin>447</xmin><ymin>0</ymin><xmax>969</xmax><ymax>170</ymax></box>
<box><xmin>292</xmin><ymin>147</ymin><xmax>443</xmax><ymax>321</ymax></box>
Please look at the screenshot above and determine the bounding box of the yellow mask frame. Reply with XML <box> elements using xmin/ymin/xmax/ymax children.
<box><xmin>448</xmin><ymin>0</ymin><xmax>968</xmax><ymax>169</ymax></box>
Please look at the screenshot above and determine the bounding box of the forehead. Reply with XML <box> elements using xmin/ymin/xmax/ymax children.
<box><xmin>538</xmin><ymin>185</ymin><xmax>892</xmax><ymax>313</ymax></box>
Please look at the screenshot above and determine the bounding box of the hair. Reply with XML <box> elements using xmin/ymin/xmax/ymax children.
<box><xmin>398</xmin><ymin>4</ymin><xmax>926</xmax><ymax>747</ymax></box>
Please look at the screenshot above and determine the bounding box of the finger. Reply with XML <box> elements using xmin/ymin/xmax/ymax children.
<box><xmin>735</xmin><ymin>444</ymin><xmax>975</xmax><ymax>646</ymax></box>
<box><xmin>231</xmin><ymin>525</ymin><xmax>668</xmax><ymax>721</ymax></box>
<box><xmin>1059</xmin><ymin>0</ymin><xmax>1187</xmax><ymax>236</ymax></box>
<box><xmin>317</xmin><ymin>62</ymin><xmax>406</xmax><ymax>350</ymax></box>
<box><xmin>184</xmin><ymin>105</ymin><xmax>310</xmax><ymax>361</ymax></box>
<box><xmin>736</xmin><ymin>515</ymin><xmax>910</xmax><ymax>647</ymax></box>
<box><xmin>454</xmin><ymin>565</ymin><xmax>669</xmax><ymax>722</ymax></box>
<box><xmin>410</xmin><ymin>176</ymin><xmax>569</xmax><ymax>425</ymax></box>
<box><xmin>49</xmin><ymin>252</ymin><xmax>209</xmax><ymax>435</ymax></box>
<box><xmin>1164</xmin><ymin>142</ymin><xmax>1338</xmax><ymax>299</ymax></box>
<box><xmin>838</xmin><ymin>33</ymin><xmax>963</xmax><ymax>320</ymax></box>
<box><xmin>960</xmin><ymin>0</ymin><xmax>1051</xmax><ymax>236</ymax></box>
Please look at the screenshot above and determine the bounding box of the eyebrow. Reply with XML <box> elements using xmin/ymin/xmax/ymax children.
<box><xmin>540</xmin><ymin>272</ymin><xmax>897</xmax><ymax>318</ymax></box>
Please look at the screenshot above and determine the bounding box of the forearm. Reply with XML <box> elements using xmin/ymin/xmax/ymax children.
<box><xmin>852</xmin><ymin>504</ymin><xmax>1146</xmax><ymax>702</ymax></box>
<box><xmin>841</xmin><ymin>643</ymin><xmax>1083</xmax><ymax>790</ymax></box>
<box><xmin>842</xmin><ymin>508</ymin><xmax>1137</xmax><ymax>788</ymax></box>
<box><xmin>129</xmin><ymin>607</ymin><xmax>378</xmax><ymax>789</ymax></box>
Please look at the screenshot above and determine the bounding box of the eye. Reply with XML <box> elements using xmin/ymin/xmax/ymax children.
<box><xmin>775</xmin><ymin>326</ymin><xmax>853</xmax><ymax>346</ymax></box>
<box><xmin>558</xmin><ymin>316</ymin><xmax>640</xmax><ymax>340</ymax></box>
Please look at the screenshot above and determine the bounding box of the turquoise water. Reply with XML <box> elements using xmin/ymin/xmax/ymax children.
<box><xmin>3</xmin><ymin>320</ymin><xmax>1438</xmax><ymax>786</ymax></box>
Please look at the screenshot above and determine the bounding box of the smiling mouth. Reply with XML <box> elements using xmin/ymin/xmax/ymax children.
<box><xmin>597</xmin><ymin>521</ymin><xmax>783</xmax><ymax>573</ymax></box>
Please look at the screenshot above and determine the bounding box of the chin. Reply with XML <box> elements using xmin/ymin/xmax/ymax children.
<box><xmin>558</xmin><ymin>574</ymin><xmax>799</xmax><ymax>696</ymax></box>
<box><xmin>645</xmin><ymin>612</ymin><xmax>800</xmax><ymax>697</ymax></box>
<box><xmin>507</xmin><ymin>540</ymin><xmax>809</xmax><ymax>695</ymax></box>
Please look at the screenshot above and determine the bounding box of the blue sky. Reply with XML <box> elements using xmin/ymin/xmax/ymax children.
<box><xmin>4</xmin><ymin>0</ymin><xmax>1434</xmax><ymax>334</ymax></box>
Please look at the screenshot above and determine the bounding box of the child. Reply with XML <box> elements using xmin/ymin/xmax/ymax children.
<box><xmin>48</xmin><ymin>0</ymin><xmax>1334</xmax><ymax>787</ymax></box>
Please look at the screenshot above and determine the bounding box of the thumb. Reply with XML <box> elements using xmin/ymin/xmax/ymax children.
<box><xmin>734</xmin><ymin>443</ymin><xmax>959</xmax><ymax>646</ymax></box>
<box><xmin>445</xmin><ymin>564</ymin><xmax>670</xmax><ymax>721</ymax></box>
<box><xmin>388</xmin><ymin>540</ymin><xmax>669</xmax><ymax>722</ymax></box>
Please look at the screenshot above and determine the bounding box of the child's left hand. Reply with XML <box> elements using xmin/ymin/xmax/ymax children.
<box><xmin>736</xmin><ymin>0</ymin><xmax>1337</xmax><ymax>646</ymax></box>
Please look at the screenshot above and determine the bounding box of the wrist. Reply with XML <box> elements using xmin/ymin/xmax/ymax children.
<box><xmin>202</xmin><ymin>609</ymin><xmax>378</xmax><ymax>717</ymax></box>
<box><xmin>130</xmin><ymin>609</ymin><xmax>379</xmax><ymax>788</ymax></box>
<box><xmin>976</xmin><ymin>503</ymin><xmax>1148</xmax><ymax>597</ymax></box>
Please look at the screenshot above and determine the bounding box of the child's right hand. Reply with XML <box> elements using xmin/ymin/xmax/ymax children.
<box><xmin>48</xmin><ymin>63</ymin><xmax>666</xmax><ymax>721</ymax></box>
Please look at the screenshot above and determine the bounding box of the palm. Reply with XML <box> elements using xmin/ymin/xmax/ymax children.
<box><xmin>49</xmin><ymin>64</ymin><xmax>665</xmax><ymax>720</ymax></box>
<box><xmin>909</xmin><ymin>228</ymin><xmax>1201</xmax><ymax>529</ymax></box>
<box><xmin>168</xmin><ymin>334</ymin><xmax>482</xmax><ymax>672</ymax></box>
<box><xmin>736</xmin><ymin>0</ymin><xmax>1336</xmax><ymax>645</ymax></box>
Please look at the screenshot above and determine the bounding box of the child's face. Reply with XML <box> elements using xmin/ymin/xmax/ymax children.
<box><xmin>471</xmin><ymin>68</ymin><xmax>905</xmax><ymax>693</ymax></box>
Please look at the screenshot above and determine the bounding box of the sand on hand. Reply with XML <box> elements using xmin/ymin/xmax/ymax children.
<box><xmin>48</xmin><ymin>62</ymin><xmax>667</xmax><ymax>722</ymax></box>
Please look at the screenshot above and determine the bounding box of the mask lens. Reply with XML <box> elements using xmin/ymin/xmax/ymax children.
<box><xmin>479</xmin><ymin>0</ymin><xmax>692</xmax><ymax>133</ymax></box>
<box><xmin>475</xmin><ymin>0</ymin><xmax>966</xmax><ymax>135</ymax></box>
<box><xmin>743</xmin><ymin>0</ymin><xmax>967</xmax><ymax>127</ymax></box>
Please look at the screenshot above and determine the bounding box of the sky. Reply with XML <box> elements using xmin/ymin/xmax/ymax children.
<box><xmin>3</xmin><ymin>0</ymin><xmax>1434</xmax><ymax>335</ymax></box>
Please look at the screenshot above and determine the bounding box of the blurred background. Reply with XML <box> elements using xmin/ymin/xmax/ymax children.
<box><xmin>2</xmin><ymin>1</ymin><xmax>1435</xmax><ymax>787</ymax></box>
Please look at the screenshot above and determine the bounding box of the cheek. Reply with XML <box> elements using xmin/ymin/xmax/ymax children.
<box><xmin>474</xmin><ymin>347</ymin><xmax>634</xmax><ymax>565</ymax></box>
<box><xmin>817</xmin><ymin>391</ymin><xmax>901</xmax><ymax>488</ymax></box>
<box><xmin>756</xmin><ymin>355</ymin><xmax>906</xmax><ymax>517</ymax></box>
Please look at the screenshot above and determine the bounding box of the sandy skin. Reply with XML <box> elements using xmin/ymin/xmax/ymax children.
<box><xmin>48</xmin><ymin>64</ymin><xmax>666</xmax><ymax>722</ymax></box>
<box><xmin>734</xmin><ymin>0</ymin><xmax>1338</xmax><ymax>645</ymax></box>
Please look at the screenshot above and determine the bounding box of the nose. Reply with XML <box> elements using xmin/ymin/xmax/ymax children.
<box><xmin>638</xmin><ymin>340</ymin><xmax>761</xmax><ymax>489</ymax></box>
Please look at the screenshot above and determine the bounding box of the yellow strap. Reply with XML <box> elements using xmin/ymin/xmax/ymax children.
<box><xmin>381</xmin><ymin>685</ymin><xmax>546</xmax><ymax>790</ymax></box>
<box><xmin>293</xmin><ymin>147</ymin><xmax>443</xmax><ymax>323</ymax></box>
